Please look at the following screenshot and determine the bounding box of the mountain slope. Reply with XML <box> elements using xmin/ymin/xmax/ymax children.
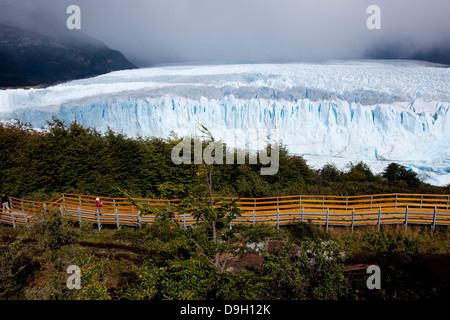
<box><xmin>0</xmin><ymin>23</ymin><xmax>136</xmax><ymax>88</ymax></box>
<box><xmin>367</xmin><ymin>44</ymin><xmax>450</xmax><ymax>66</ymax></box>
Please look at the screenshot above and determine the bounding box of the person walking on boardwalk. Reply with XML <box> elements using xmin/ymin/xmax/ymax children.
<box><xmin>95</xmin><ymin>197</ymin><xmax>103</xmax><ymax>215</ymax></box>
<box><xmin>1</xmin><ymin>194</ymin><xmax>11</xmax><ymax>213</ymax></box>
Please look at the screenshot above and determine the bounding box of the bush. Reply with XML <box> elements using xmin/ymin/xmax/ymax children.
<box><xmin>234</xmin><ymin>223</ymin><xmax>281</xmax><ymax>243</ymax></box>
<box><xmin>320</xmin><ymin>164</ymin><xmax>343</xmax><ymax>184</ymax></box>
<box><xmin>260</xmin><ymin>240</ymin><xmax>348</xmax><ymax>299</ymax></box>
<box><xmin>29</xmin><ymin>208</ymin><xmax>75</xmax><ymax>250</ymax></box>
<box><xmin>70</xmin><ymin>252</ymin><xmax>112</xmax><ymax>300</ymax></box>
<box><xmin>285</xmin><ymin>222</ymin><xmax>330</xmax><ymax>242</ymax></box>
<box><xmin>113</xmin><ymin>224</ymin><xmax>152</xmax><ymax>244</ymax></box>
<box><xmin>0</xmin><ymin>240</ymin><xmax>40</xmax><ymax>299</ymax></box>
<box><xmin>120</xmin><ymin>257</ymin><xmax>218</xmax><ymax>300</ymax></box>
<box><xmin>120</xmin><ymin>257</ymin><xmax>268</xmax><ymax>300</ymax></box>
<box><xmin>361</xmin><ymin>231</ymin><xmax>419</xmax><ymax>263</ymax></box>
<box><xmin>216</xmin><ymin>271</ymin><xmax>267</xmax><ymax>300</ymax></box>
<box><xmin>383</xmin><ymin>163</ymin><xmax>421</xmax><ymax>187</ymax></box>
<box><xmin>357</xmin><ymin>231</ymin><xmax>443</xmax><ymax>300</ymax></box>
<box><xmin>348</xmin><ymin>162</ymin><xmax>377</xmax><ymax>182</ymax></box>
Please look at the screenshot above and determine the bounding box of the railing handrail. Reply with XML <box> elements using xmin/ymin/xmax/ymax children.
<box><xmin>6</xmin><ymin>192</ymin><xmax>450</xmax><ymax>210</ymax></box>
<box><xmin>1</xmin><ymin>192</ymin><xmax>449</xmax><ymax>231</ymax></box>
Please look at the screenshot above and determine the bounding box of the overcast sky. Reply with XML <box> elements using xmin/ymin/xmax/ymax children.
<box><xmin>1</xmin><ymin>0</ymin><xmax>450</xmax><ymax>66</ymax></box>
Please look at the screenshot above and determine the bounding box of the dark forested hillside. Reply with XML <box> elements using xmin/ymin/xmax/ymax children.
<box><xmin>0</xmin><ymin>24</ymin><xmax>136</xmax><ymax>88</ymax></box>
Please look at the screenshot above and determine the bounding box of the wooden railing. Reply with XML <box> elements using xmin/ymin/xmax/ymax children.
<box><xmin>0</xmin><ymin>193</ymin><xmax>449</xmax><ymax>231</ymax></box>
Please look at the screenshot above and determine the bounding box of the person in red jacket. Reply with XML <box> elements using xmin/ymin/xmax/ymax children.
<box><xmin>95</xmin><ymin>197</ymin><xmax>103</xmax><ymax>215</ymax></box>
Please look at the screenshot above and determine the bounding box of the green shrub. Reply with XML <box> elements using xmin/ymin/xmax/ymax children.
<box><xmin>216</xmin><ymin>271</ymin><xmax>267</xmax><ymax>300</ymax></box>
<box><xmin>113</xmin><ymin>224</ymin><xmax>152</xmax><ymax>245</ymax></box>
<box><xmin>361</xmin><ymin>231</ymin><xmax>419</xmax><ymax>263</ymax></box>
<box><xmin>79</xmin><ymin>220</ymin><xmax>95</xmax><ymax>233</ymax></box>
<box><xmin>0</xmin><ymin>240</ymin><xmax>40</xmax><ymax>299</ymax></box>
<box><xmin>234</xmin><ymin>223</ymin><xmax>281</xmax><ymax>243</ymax></box>
<box><xmin>70</xmin><ymin>252</ymin><xmax>112</xmax><ymax>300</ymax></box>
<box><xmin>260</xmin><ymin>240</ymin><xmax>348</xmax><ymax>300</ymax></box>
<box><xmin>284</xmin><ymin>222</ymin><xmax>330</xmax><ymax>242</ymax></box>
<box><xmin>383</xmin><ymin>163</ymin><xmax>421</xmax><ymax>187</ymax></box>
<box><xmin>30</xmin><ymin>208</ymin><xmax>75</xmax><ymax>250</ymax></box>
<box><xmin>120</xmin><ymin>257</ymin><xmax>218</xmax><ymax>300</ymax></box>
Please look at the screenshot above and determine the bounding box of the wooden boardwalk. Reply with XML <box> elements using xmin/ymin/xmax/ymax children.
<box><xmin>1</xmin><ymin>193</ymin><xmax>449</xmax><ymax>231</ymax></box>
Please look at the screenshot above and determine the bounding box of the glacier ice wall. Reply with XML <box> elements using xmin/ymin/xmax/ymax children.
<box><xmin>1</xmin><ymin>61</ymin><xmax>449</xmax><ymax>186</ymax></box>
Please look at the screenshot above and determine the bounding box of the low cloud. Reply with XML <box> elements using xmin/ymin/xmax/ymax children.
<box><xmin>1</xmin><ymin>0</ymin><xmax>450</xmax><ymax>66</ymax></box>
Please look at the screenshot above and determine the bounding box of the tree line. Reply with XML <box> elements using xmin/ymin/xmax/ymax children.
<box><xmin>0</xmin><ymin>119</ymin><xmax>448</xmax><ymax>201</ymax></box>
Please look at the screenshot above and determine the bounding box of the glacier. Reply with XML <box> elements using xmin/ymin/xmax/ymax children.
<box><xmin>0</xmin><ymin>60</ymin><xmax>449</xmax><ymax>186</ymax></box>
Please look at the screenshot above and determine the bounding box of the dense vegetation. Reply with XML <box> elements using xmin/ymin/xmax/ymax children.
<box><xmin>1</xmin><ymin>119</ymin><xmax>448</xmax><ymax>201</ymax></box>
<box><xmin>0</xmin><ymin>210</ymin><xmax>448</xmax><ymax>300</ymax></box>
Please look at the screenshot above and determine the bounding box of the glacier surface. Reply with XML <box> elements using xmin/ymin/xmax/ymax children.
<box><xmin>0</xmin><ymin>60</ymin><xmax>449</xmax><ymax>186</ymax></box>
